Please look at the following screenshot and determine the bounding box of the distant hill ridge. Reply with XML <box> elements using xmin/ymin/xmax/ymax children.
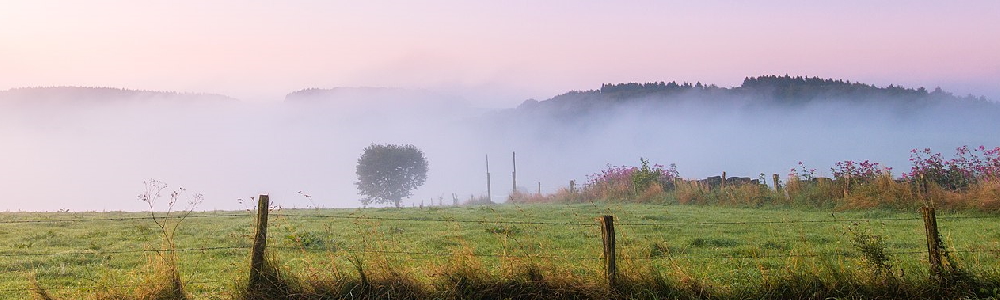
<box><xmin>522</xmin><ymin>75</ymin><xmax>992</xmax><ymax>111</ymax></box>
<box><xmin>0</xmin><ymin>86</ymin><xmax>235</xmax><ymax>104</ymax></box>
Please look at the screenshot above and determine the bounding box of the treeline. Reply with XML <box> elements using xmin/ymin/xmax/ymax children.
<box><xmin>532</xmin><ymin>75</ymin><xmax>992</xmax><ymax>110</ymax></box>
<box><xmin>738</xmin><ymin>75</ymin><xmax>987</xmax><ymax>103</ymax></box>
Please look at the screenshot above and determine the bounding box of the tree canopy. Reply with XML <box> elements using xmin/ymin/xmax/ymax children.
<box><xmin>355</xmin><ymin>144</ymin><xmax>429</xmax><ymax>208</ymax></box>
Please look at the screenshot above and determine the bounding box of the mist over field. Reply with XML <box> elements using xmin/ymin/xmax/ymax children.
<box><xmin>1</xmin><ymin>80</ymin><xmax>998</xmax><ymax>211</ymax></box>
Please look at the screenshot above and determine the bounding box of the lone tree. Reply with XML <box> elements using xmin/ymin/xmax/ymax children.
<box><xmin>355</xmin><ymin>143</ymin><xmax>429</xmax><ymax>207</ymax></box>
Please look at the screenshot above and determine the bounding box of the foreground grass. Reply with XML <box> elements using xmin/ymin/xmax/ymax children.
<box><xmin>1</xmin><ymin>203</ymin><xmax>999</xmax><ymax>299</ymax></box>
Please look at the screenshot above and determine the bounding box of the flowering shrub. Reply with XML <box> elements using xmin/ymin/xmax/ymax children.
<box><xmin>832</xmin><ymin>160</ymin><xmax>891</xmax><ymax>186</ymax></box>
<box><xmin>788</xmin><ymin>161</ymin><xmax>816</xmax><ymax>181</ymax></box>
<box><xmin>905</xmin><ymin>146</ymin><xmax>1000</xmax><ymax>190</ymax></box>
<box><xmin>585</xmin><ymin>158</ymin><xmax>679</xmax><ymax>200</ymax></box>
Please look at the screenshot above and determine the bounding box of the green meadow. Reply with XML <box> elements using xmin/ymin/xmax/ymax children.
<box><xmin>2</xmin><ymin>203</ymin><xmax>999</xmax><ymax>299</ymax></box>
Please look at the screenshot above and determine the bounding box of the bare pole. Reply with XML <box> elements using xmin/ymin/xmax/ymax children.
<box><xmin>512</xmin><ymin>151</ymin><xmax>518</xmax><ymax>195</ymax></box>
<box><xmin>486</xmin><ymin>154</ymin><xmax>492</xmax><ymax>203</ymax></box>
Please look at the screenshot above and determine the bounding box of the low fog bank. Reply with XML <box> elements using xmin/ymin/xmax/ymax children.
<box><xmin>1</xmin><ymin>83</ymin><xmax>998</xmax><ymax>211</ymax></box>
<box><xmin>486</xmin><ymin>89</ymin><xmax>1000</xmax><ymax>193</ymax></box>
<box><xmin>0</xmin><ymin>87</ymin><xmax>494</xmax><ymax>211</ymax></box>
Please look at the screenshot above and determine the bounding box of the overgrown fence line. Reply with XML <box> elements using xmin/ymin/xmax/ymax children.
<box><xmin>2</xmin><ymin>196</ymin><xmax>998</xmax><ymax>297</ymax></box>
<box><xmin>240</xmin><ymin>195</ymin><xmax>972</xmax><ymax>292</ymax></box>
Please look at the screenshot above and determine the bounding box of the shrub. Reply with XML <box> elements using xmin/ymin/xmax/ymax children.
<box><xmin>584</xmin><ymin>158</ymin><xmax>679</xmax><ymax>202</ymax></box>
<box><xmin>905</xmin><ymin>146</ymin><xmax>1000</xmax><ymax>191</ymax></box>
<box><xmin>832</xmin><ymin>160</ymin><xmax>891</xmax><ymax>192</ymax></box>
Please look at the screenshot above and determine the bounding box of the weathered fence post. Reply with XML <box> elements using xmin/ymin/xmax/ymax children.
<box><xmin>721</xmin><ymin>171</ymin><xmax>727</xmax><ymax>189</ymax></box>
<box><xmin>843</xmin><ymin>173</ymin><xmax>851</xmax><ymax>198</ymax></box>
<box><xmin>772</xmin><ymin>174</ymin><xmax>781</xmax><ymax>191</ymax></box>
<box><xmin>922</xmin><ymin>206</ymin><xmax>944</xmax><ymax>280</ymax></box>
<box><xmin>569</xmin><ymin>180</ymin><xmax>576</xmax><ymax>194</ymax></box>
<box><xmin>249</xmin><ymin>194</ymin><xmax>270</xmax><ymax>289</ymax></box>
<box><xmin>599</xmin><ymin>215</ymin><xmax>617</xmax><ymax>287</ymax></box>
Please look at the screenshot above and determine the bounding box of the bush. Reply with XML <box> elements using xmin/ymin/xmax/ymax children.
<box><xmin>583</xmin><ymin>158</ymin><xmax>678</xmax><ymax>202</ymax></box>
<box><xmin>905</xmin><ymin>146</ymin><xmax>1000</xmax><ymax>191</ymax></box>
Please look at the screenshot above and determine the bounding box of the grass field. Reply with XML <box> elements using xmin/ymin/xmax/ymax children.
<box><xmin>2</xmin><ymin>203</ymin><xmax>999</xmax><ymax>299</ymax></box>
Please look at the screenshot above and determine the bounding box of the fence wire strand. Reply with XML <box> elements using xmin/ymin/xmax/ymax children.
<box><xmin>0</xmin><ymin>246</ymin><xmax>247</xmax><ymax>257</ymax></box>
<box><xmin>1</xmin><ymin>211</ymin><xmax>995</xmax><ymax>226</ymax></box>
<box><xmin>0</xmin><ymin>281</ymin><xmax>221</xmax><ymax>293</ymax></box>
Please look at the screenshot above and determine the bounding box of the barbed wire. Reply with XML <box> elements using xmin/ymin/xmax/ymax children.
<box><xmin>268</xmin><ymin>213</ymin><xmax>596</xmax><ymax>226</ymax></box>
<box><xmin>0</xmin><ymin>213</ymin><xmax>249</xmax><ymax>224</ymax></box>
<box><xmin>269</xmin><ymin>245</ymin><xmax>602</xmax><ymax>260</ymax></box>
<box><xmin>1</xmin><ymin>243</ymin><xmax>994</xmax><ymax>261</ymax></box>
<box><xmin>623</xmin><ymin>250</ymin><xmax>929</xmax><ymax>260</ymax></box>
<box><xmin>0</xmin><ymin>281</ymin><xmax>221</xmax><ymax>293</ymax></box>
<box><xmin>0</xmin><ymin>246</ymin><xmax>247</xmax><ymax>257</ymax></box>
<box><xmin>0</xmin><ymin>210</ymin><xmax>996</xmax><ymax>226</ymax></box>
<box><xmin>614</xmin><ymin>217</ymin><xmax>926</xmax><ymax>227</ymax></box>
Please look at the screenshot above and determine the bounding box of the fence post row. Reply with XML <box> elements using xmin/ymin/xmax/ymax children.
<box><xmin>249</xmin><ymin>194</ymin><xmax>270</xmax><ymax>289</ymax></box>
<box><xmin>240</xmin><ymin>195</ymin><xmax>947</xmax><ymax>291</ymax></box>
<box><xmin>599</xmin><ymin>215</ymin><xmax>617</xmax><ymax>287</ymax></box>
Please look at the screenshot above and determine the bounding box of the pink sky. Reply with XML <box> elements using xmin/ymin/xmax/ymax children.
<box><xmin>2</xmin><ymin>0</ymin><xmax>998</xmax><ymax>105</ymax></box>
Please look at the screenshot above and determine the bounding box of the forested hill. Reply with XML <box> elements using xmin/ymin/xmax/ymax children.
<box><xmin>516</xmin><ymin>75</ymin><xmax>994</xmax><ymax>113</ymax></box>
<box><xmin>0</xmin><ymin>86</ymin><xmax>235</xmax><ymax>106</ymax></box>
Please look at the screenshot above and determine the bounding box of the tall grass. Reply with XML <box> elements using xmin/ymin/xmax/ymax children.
<box><xmin>535</xmin><ymin>147</ymin><xmax>1000</xmax><ymax>212</ymax></box>
<box><xmin>17</xmin><ymin>204</ymin><xmax>1000</xmax><ymax>299</ymax></box>
<box><xmin>230</xmin><ymin>243</ymin><xmax>1000</xmax><ymax>299</ymax></box>
<box><xmin>542</xmin><ymin>160</ymin><xmax>1000</xmax><ymax>212</ymax></box>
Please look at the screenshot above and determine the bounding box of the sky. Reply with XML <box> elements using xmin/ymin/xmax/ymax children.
<box><xmin>1</xmin><ymin>1</ymin><xmax>998</xmax><ymax>104</ymax></box>
<box><xmin>1</xmin><ymin>1</ymin><xmax>1000</xmax><ymax>211</ymax></box>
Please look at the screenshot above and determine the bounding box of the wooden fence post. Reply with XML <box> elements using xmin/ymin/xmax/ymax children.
<box><xmin>486</xmin><ymin>155</ymin><xmax>492</xmax><ymax>203</ymax></box>
<box><xmin>599</xmin><ymin>215</ymin><xmax>617</xmax><ymax>287</ymax></box>
<box><xmin>569</xmin><ymin>180</ymin><xmax>576</xmax><ymax>194</ymax></box>
<box><xmin>249</xmin><ymin>194</ymin><xmax>270</xmax><ymax>288</ymax></box>
<box><xmin>721</xmin><ymin>171</ymin><xmax>726</xmax><ymax>189</ymax></box>
<box><xmin>922</xmin><ymin>206</ymin><xmax>944</xmax><ymax>280</ymax></box>
<box><xmin>772</xmin><ymin>174</ymin><xmax>781</xmax><ymax>191</ymax></box>
<box><xmin>512</xmin><ymin>151</ymin><xmax>517</xmax><ymax>195</ymax></box>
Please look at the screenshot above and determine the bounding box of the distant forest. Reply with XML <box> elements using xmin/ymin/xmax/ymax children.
<box><xmin>517</xmin><ymin>75</ymin><xmax>994</xmax><ymax>112</ymax></box>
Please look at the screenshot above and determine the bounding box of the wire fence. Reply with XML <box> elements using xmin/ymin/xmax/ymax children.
<box><xmin>2</xmin><ymin>204</ymin><xmax>999</xmax><ymax>296</ymax></box>
<box><xmin>3</xmin><ymin>211</ymin><xmax>995</xmax><ymax>225</ymax></box>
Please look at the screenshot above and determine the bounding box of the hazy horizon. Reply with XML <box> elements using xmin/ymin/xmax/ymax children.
<box><xmin>2</xmin><ymin>84</ymin><xmax>998</xmax><ymax>212</ymax></box>
<box><xmin>1</xmin><ymin>1</ymin><xmax>999</xmax><ymax>211</ymax></box>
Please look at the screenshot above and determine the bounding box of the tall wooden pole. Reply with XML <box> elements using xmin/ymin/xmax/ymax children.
<box><xmin>512</xmin><ymin>151</ymin><xmax>517</xmax><ymax>194</ymax></box>
<box><xmin>486</xmin><ymin>155</ymin><xmax>492</xmax><ymax>203</ymax></box>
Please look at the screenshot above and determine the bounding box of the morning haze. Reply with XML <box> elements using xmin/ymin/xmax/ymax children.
<box><xmin>0</xmin><ymin>77</ymin><xmax>997</xmax><ymax>211</ymax></box>
<box><xmin>1</xmin><ymin>1</ymin><xmax>999</xmax><ymax>211</ymax></box>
